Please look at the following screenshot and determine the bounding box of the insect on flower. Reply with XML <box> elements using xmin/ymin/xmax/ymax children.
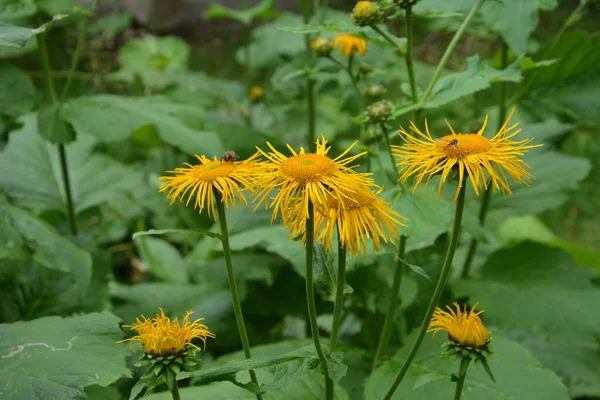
<box><xmin>435</xmin><ymin>137</ymin><xmax>459</xmax><ymax>151</ymax></box>
<box><xmin>220</xmin><ymin>150</ymin><xmax>238</xmax><ymax>162</ymax></box>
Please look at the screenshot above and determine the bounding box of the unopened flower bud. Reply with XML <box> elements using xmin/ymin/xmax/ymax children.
<box><xmin>311</xmin><ymin>37</ymin><xmax>333</xmax><ymax>57</ymax></box>
<box><xmin>366</xmin><ymin>84</ymin><xmax>387</xmax><ymax>98</ymax></box>
<box><xmin>352</xmin><ymin>1</ymin><xmax>383</xmax><ymax>27</ymax></box>
<box><xmin>361</xmin><ymin>124</ymin><xmax>384</xmax><ymax>145</ymax></box>
<box><xmin>368</xmin><ymin>101</ymin><xmax>392</xmax><ymax>123</ymax></box>
<box><xmin>358</xmin><ymin>63</ymin><xmax>373</xmax><ymax>73</ymax></box>
<box><xmin>394</xmin><ymin>0</ymin><xmax>422</xmax><ymax>9</ymax></box>
<box><xmin>250</xmin><ymin>86</ymin><xmax>264</xmax><ymax>102</ymax></box>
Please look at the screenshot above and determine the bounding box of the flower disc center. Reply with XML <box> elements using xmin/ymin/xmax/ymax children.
<box><xmin>436</xmin><ymin>134</ymin><xmax>492</xmax><ymax>158</ymax></box>
<box><xmin>281</xmin><ymin>154</ymin><xmax>337</xmax><ymax>184</ymax></box>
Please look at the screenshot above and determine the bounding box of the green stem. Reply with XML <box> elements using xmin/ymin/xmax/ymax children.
<box><xmin>36</xmin><ymin>14</ymin><xmax>78</xmax><ymax>235</ymax></box>
<box><xmin>215</xmin><ymin>195</ymin><xmax>262</xmax><ymax>400</ymax></box>
<box><xmin>330</xmin><ymin>229</ymin><xmax>347</xmax><ymax>352</ymax></box>
<box><xmin>461</xmin><ymin>40</ymin><xmax>508</xmax><ymax>279</ymax></box>
<box><xmin>372</xmin><ymin>235</ymin><xmax>406</xmax><ymax>370</ymax></box>
<box><xmin>301</xmin><ymin>0</ymin><xmax>316</xmax><ymax>147</ymax></box>
<box><xmin>404</xmin><ymin>6</ymin><xmax>418</xmax><ymax>106</ymax></box>
<box><xmin>305</xmin><ymin>200</ymin><xmax>332</xmax><ymax>399</ymax></box>
<box><xmin>370</xmin><ymin>24</ymin><xmax>400</xmax><ymax>50</ymax></box>
<box><xmin>547</xmin><ymin>0</ymin><xmax>586</xmax><ymax>55</ymax></box>
<box><xmin>383</xmin><ymin>184</ymin><xmax>467</xmax><ymax>399</ymax></box>
<box><xmin>419</xmin><ymin>0</ymin><xmax>485</xmax><ymax>104</ymax></box>
<box><xmin>381</xmin><ymin>124</ymin><xmax>406</xmax><ymax>194</ymax></box>
<box><xmin>454</xmin><ymin>357</ymin><xmax>472</xmax><ymax>400</ymax></box>
<box><xmin>170</xmin><ymin>382</ymin><xmax>181</xmax><ymax>400</ymax></box>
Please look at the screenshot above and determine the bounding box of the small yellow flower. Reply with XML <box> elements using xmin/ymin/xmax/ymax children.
<box><xmin>392</xmin><ymin>108</ymin><xmax>543</xmax><ymax>202</ymax></box>
<box><xmin>118</xmin><ymin>308</ymin><xmax>215</xmax><ymax>357</ymax></box>
<box><xmin>332</xmin><ymin>34</ymin><xmax>367</xmax><ymax>58</ymax></box>
<box><xmin>313</xmin><ymin>183</ymin><xmax>407</xmax><ymax>256</ymax></box>
<box><xmin>250</xmin><ymin>86</ymin><xmax>264</xmax><ymax>102</ymax></box>
<box><xmin>159</xmin><ymin>154</ymin><xmax>260</xmax><ymax>220</ymax></box>
<box><xmin>252</xmin><ymin>136</ymin><xmax>372</xmax><ymax>230</ymax></box>
<box><xmin>428</xmin><ymin>302</ymin><xmax>490</xmax><ymax>348</ymax></box>
<box><xmin>352</xmin><ymin>1</ymin><xmax>383</xmax><ymax>26</ymax></box>
<box><xmin>311</xmin><ymin>36</ymin><xmax>333</xmax><ymax>56</ymax></box>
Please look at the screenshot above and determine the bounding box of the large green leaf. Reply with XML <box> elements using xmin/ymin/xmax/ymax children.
<box><xmin>452</xmin><ymin>242</ymin><xmax>600</xmax><ymax>397</ymax></box>
<box><xmin>481</xmin><ymin>0</ymin><xmax>539</xmax><ymax>55</ymax></box>
<box><xmin>203</xmin><ymin>0</ymin><xmax>277</xmax><ymax>26</ymax></box>
<box><xmin>0</xmin><ymin>114</ymin><xmax>145</xmax><ymax>214</ymax></box>
<box><xmin>63</xmin><ymin>94</ymin><xmax>222</xmax><ymax>156</ymax></box>
<box><xmin>365</xmin><ymin>330</ymin><xmax>570</xmax><ymax>399</ymax></box>
<box><xmin>0</xmin><ymin>14</ymin><xmax>68</xmax><ymax>48</ymax></box>
<box><xmin>145</xmin><ymin>382</ymin><xmax>253</xmax><ymax>400</ymax></box>
<box><xmin>0</xmin><ymin>62</ymin><xmax>35</xmax><ymax>117</ymax></box>
<box><xmin>518</xmin><ymin>33</ymin><xmax>600</xmax><ymax>125</ymax></box>
<box><xmin>0</xmin><ymin>203</ymin><xmax>92</xmax><ymax>321</ymax></box>
<box><xmin>0</xmin><ymin>0</ymin><xmax>37</xmax><ymax>19</ymax></box>
<box><xmin>0</xmin><ymin>312</ymin><xmax>130</xmax><ymax>399</ymax></box>
<box><xmin>134</xmin><ymin>236</ymin><xmax>188</xmax><ymax>283</ymax></box>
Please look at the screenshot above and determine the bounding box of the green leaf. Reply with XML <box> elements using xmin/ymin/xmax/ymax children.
<box><xmin>37</xmin><ymin>0</ymin><xmax>75</xmax><ymax>15</ymax></box>
<box><xmin>517</xmin><ymin>33</ymin><xmax>600</xmax><ymax>125</ymax></box>
<box><xmin>62</xmin><ymin>94</ymin><xmax>223</xmax><ymax>156</ymax></box>
<box><xmin>0</xmin><ymin>0</ymin><xmax>37</xmax><ymax>19</ymax></box>
<box><xmin>0</xmin><ymin>14</ymin><xmax>68</xmax><ymax>48</ymax></box>
<box><xmin>203</xmin><ymin>0</ymin><xmax>277</xmax><ymax>26</ymax></box>
<box><xmin>133</xmin><ymin>228</ymin><xmax>222</xmax><ymax>241</ymax></box>
<box><xmin>0</xmin><ymin>62</ymin><xmax>35</xmax><ymax>117</ymax></box>
<box><xmin>0</xmin><ymin>203</ymin><xmax>92</xmax><ymax>321</ymax></box>
<box><xmin>481</xmin><ymin>0</ymin><xmax>539</xmax><ymax>55</ymax></box>
<box><xmin>0</xmin><ymin>312</ymin><xmax>130</xmax><ymax>399</ymax></box>
<box><xmin>314</xmin><ymin>243</ymin><xmax>353</xmax><ymax>303</ymax></box>
<box><xmin>134</xmin><ymin>236</ymin><xmax>188</xmax><ymax>283</ymax></box>
<box><xmin>452</xmin><ymin>242</ymin><xmax>600</xmax><ymax>397</ymax></box>
<box><xmin>0</xmin><ymin>114</ymin><xmax>145</xmax><ymax>214</ymax></box>
<box><xmin>144</xmin><ymin>382</ymin><xmax>252</xmax><ymax>400</ymax></box>
<box><xmin>365</xmin><ymin>330</ymin><xmax>570</xmax><ymax>399</ymax></box>
<box><xmin>37</xmin><ymin>103</ymin><xmax>76</xmax><ymax>144</ymax></box>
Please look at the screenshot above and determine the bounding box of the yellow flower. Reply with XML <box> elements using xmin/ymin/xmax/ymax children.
<box><xmin>332</xmin><ymin>34</ymin><xmax>367</xmax><ymax>58</ymax></box>
<box><xmin>118</xmin><ymin>308</ymin><xmax>215</xmax><ymax>357</ymax></box>
<box><xmin>313</xmin><ymin>183</ymin><xmax>407</xmax><ymax>256</ymax></box>
<box><xmin>392</xmin><ymin>108</ymin><xmax>542</xmax><ymax>202</ymax></box>
<box><xmin>352</xmin><ymin>1</ymin><xmax>382</xmax><ymax>26</ymax></box>
<box><xmin>428</xmin><ymin>302</ymin><xmax>490</xmax><ymax>348</ymax></box>
<box><xmin>252</xmin><ymin>136</ymin><xmax>372</xmax><ymax>230</ymax></box>
<box><xmin>159</xmin><ymin>154</ymin><xmax>260</xmax><ymax>220</ymax></box>
<box><xmin>250</xmin><ymin>86</ymin><xmax>264</xmax><ymax>102</ymax></box>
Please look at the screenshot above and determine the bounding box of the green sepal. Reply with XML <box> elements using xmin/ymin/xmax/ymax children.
<box><xmin>153</xmin><ymin>363</ymin><xmax>164</xmax><ymax>376</ymax></box>
<box><xmin>169</xmin><ymin>363</ymin><xmax>181</xmax><ymax>375</ymax></box>
<box><xmin>165</xmin><ymin>367</ymin><xmax>176</xmax><ymax>392</ymax></box>
<box><xmin>480</xmin><ymin>357</ymin><xmax>496</xmax><ymax>383</ymax></box>
<box><xmin>175</xmin><ymin>357</ymin><xmax>183</xmax><ymax>364</ymax></box>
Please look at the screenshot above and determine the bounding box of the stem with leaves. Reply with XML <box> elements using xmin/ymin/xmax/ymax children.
<box><xmin>215</xmin><ymin>194</ymin><xmax>262</xmax><ymax>400</ymax></box>
<box><xmin>454</xmin><ymin>357</ymin><xmax>472</xmax><ymax>400</ymax></box>
<box><xmin>404</xmin><ymin>6</ymin><xmax>418</xmax><ymax>106</ymax></box>
<box><xmin>305</xmin><ymin>201</ymin><xmax>333</xmax><ymax>400</ymax></box>
<box><xmin>461</xmin><ymin>40</ymin><xmax>508</xmax><ymax>278</ymax></box>
<box><xmin>383</xmin><ymin>184</ymin><xmax>467</xmax><ymax>399</ymax></box>
<box><xmin>372</xmin><ymin>234</ymin><xmax>407</xmax><ymax>370</ymax></box>
<box><xmin>36</xmin><ymin>14</ymin><xmax>78</xmax><ymax>235</ymax></box>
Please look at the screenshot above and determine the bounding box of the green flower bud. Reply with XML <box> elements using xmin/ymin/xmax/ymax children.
<box><xmin>368</xmin><ymin>101</ymin><xmax>392</xmax><ymax>123</ymax></box>
<box><xmin>366</xmin><ymin>84</ymin><xmax>387</xmax><ymax>98</ymax></box>
<box><xmin>352</xmin><ymin>1</ymin><xmax>383</xmax><ymax>27</ymax></box>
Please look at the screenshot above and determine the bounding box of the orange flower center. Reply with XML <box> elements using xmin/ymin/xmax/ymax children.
<box><xmin>435</xmin><ymin>134</ymin><xmax>492</xmax><ymax>158</ymax></box>
<box><xmin>281</xmin><ymin>154</ymin><xmax>337</xmax><ymax>184</ymax></box>
<box><xmin>192</xmin><ymin>161</ymin><xmax>236</xmax><ymax>181</ymax></box>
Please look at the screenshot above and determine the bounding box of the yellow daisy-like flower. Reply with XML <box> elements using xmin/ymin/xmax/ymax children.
<box><xmin>313</xmin><ymin>183</ymin><xmax>407</xmax><ymax>256</ymax></box>
<box><xmin>118</xmin><ymin>308</ymin><xmax>215</xmax><ymax>357</ymax></box>
<box><xmin>250</xmin><ymin>86</ymin><xmax>264</xmax><ymax>102</ymax></box>
<box><xmin>332</xmin><ymin>33</ymin><xmax>367</xmax><ymax>58</ymax></box>
<box><xmin>428</xmin><ymin>302</ymin><xmax>490</xmax><ymax>348</ymax></box>
<box><xmin>392</xmin><ymin>108</ymin><xmax>542</xmax><ymax>202</ymax></box>
<box><xmin>159</xmin><ymin>154</ymin><xmax>260</xmax><ymax>220</ymax></box>
<box><xmin>252</xmin><ymin>136</ymin><xmax>372</xmax><ymax>228</ymax></box>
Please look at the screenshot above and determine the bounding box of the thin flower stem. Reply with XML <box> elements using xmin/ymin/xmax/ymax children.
<box><xmin>326</xmin><ymin>55</ymin><xmax>363</xmax><ymax>109</ymax></box>
<box><xmin>383</xmin><ymin>184</ymin><xmax>467</xmax><ymax>399</ymax></box>
<box><xmin>380</xmin><ymin>124</ymin><xmax>406</xmax><ymax>194</ymax></box>
<box><xmin>461</xmin><ymin>40</ymin><xmax>508</xmax><ymax>278</ymax></box>
<box><xmin>372</xmin><ymin>234</ymin><xmax>406</xmax><ymax>371</ymax></box>
<box><xmin>302</xmin><ymin>0</ymin><xmax>316</xmax><ymax>147</ymax></box>
<box><xmin>36</xmin><ymin>14</ymin><xmax>78</xmax><ymax>236</ymax></box>
<box><xmin>547</xmin><ymin>0</ymin><xmax>586</xmax><ymax>55</ymax></box>
<box><xmin>370</xmin><ymin>24</ymin><xmax>400</xmax><ymax>49</ymax></box>
<box><xmin>419</xmin><ymin>0</ymin><xmax>485</xmax><ymax>104</ymax></box>
<box><xmin>454</xmin><ymin>357</ymin><xmax>472</xmax><ymax>400</ymax></box>
<box><xmin>215</xmin><ymin>195</ymin><xmax>262</xmax><ymax>400</ymax></box>
<box><xmin>330</xmin><ymin>228</ymin><xmax>347</xmax><ymax>352</ymax></box>
<box><xmin>306</xmin><ymin>200</ymin><xmax>333</xmax><ymax>400</ymax></box>
<box><xmin>170</xmin><ymin>382</ymin><xmax>181</xmax><ymax>400</ymax></box>
<box><xmin>404</xmin><ymin>6</ymin><xmax>418</xmax><ymax>107</ymax></box>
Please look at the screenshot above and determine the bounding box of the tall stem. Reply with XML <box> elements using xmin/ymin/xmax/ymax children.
<box><xmin>329</xmin><ymin>229</ymin><xmax>347</xmax><ymax>352</ymax></box>
<box><xmin>305</xmin><ymin>200</ymin><xmax>332</xmax><ymax>399</ymax></box>
<box><xmin>404</xmin><ymin>6</ymin><xmax>418</xmax><ymax>106</ymax></box>
<box><xmin>36</xmin><ymin>15</ymin><xmax>78</xmax><ymax>235</ymax></box>
<box><xmin>419</xmin><ymin>0</ymin><xmax>485</xmax><ymax>104</ymax></box>
<box><xmin>215</xmin><ymin>195</ymin><xmax>262</xmax><ymax>400</ymax></box>
<box><xmin>383</xmin><ymin>185</ymin><xmax>467</xmax><ymax>399</ymax></box>
<box><xmin>461</xmin><ymin>40</ymin><xmax>508</xmax><ymax>279</ymax></box>
<box><xmin>454</xmin><ymin>357</ymin><xmax>472</xmax><ymax>400</ymax></box>
<box><xmin>372</xmin><ymin>235</ymin><xmax>406</xmax><ymax>370</ymax></box>
<box><xmin>302</xmin><ymin>0</ymin><xmax>316</xmax><ymax>147</ymax></box>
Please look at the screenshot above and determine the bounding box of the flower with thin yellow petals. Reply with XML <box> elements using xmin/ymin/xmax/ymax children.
<box><xmin>252</xmin><ymin>136</ymin><xmax>372</xmax><ymax>231</ymax></box>
<box><xmin>250</xmin><ymin>86</ymin><xmax>264</xmax><ymax>102</ymax></box>
<box><xmin>118</xmin><ymin>308</ymin><xmax>215</xmax><ymax>357</ymax></box>
<box><xmin>332</xmin><ymin>34</ymin><xmax>367</xmax><ymax>58</ymax></box>
<box><xmin>159</xmin><ymin>154</ymin><xmax>261</xmax><ymax>220</ymax></box>
<box><xmin>428</xmin><ymin>302</ymin><xmax>490</xmax><ymax>349</ymax></box>
<box><xmin>313</xmin><ymin>183</ymin><xmax>407</xmax><ymax>256</ymax></box>
<box><xmin>392</xmin><ymin>108</ymin><xmax>543</xmax><ymax>202</ymax></box>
